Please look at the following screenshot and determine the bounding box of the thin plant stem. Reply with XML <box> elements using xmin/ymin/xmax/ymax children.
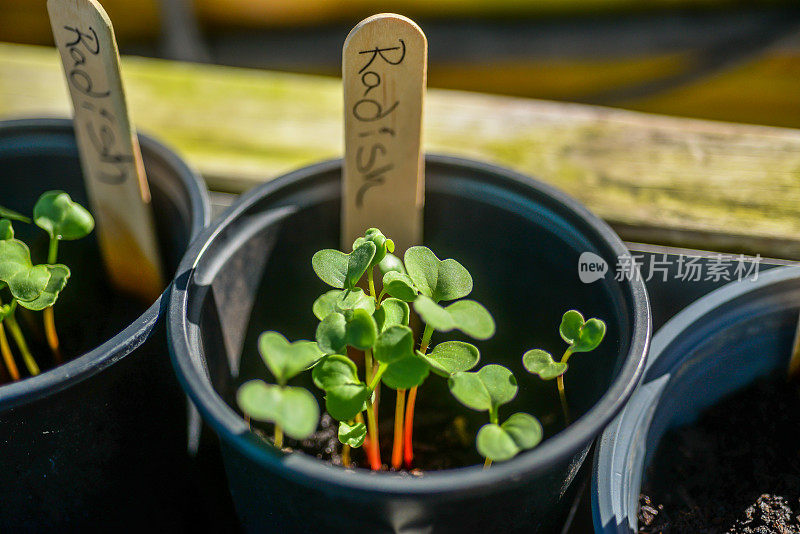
<box><xmin>5</xmin><ymin>309</ymin><xmax>38</xmax><ymax>376</ymax></box>
<box><xmin>391</xmin><ymin>389</ymin><xmax>406</xmax><ymax>469</ymax></box>
<box><xmin>43</xmin><ymin>238</ymin><xmax>63</xmax><ymax>363</ymax></box>
<box><xmin>274</xmin><ymin>424</ymin><xmax>284</xmax><ymax>449</ymax></box>
<box><xmin>367</xmin><ymin>268</ymin><xmax>377</xmax><ymax>306</ymax></box>
<box><xmin>404</xmin><ymin>323</ymin><xmax>434</xmax><ymax>468</ymax></box>
<box><xmin>47</xmin><ymin>237</ymin><xmax>59</xmax><ymax>264</ymax></box>
<box><xmin>364</xmin><ymin>348</ymin><xmax>374</xmax><ymax>385</ymax></box>
<box><xmin>356</xmin><ymin>412</ymin><xmax>380</xmax><ymax>468</ymax></box>
<box><xmin>368</xmin><ymin>363</ymin><xmax>388</xmax><ymax>391</ymax></box>
<box><xmin>342</xmin><ymin>444</ymin><xmax>351</xmax><ymax>467</ymax></box>
<box><xmin>365</xmin><ymin>403</ymin><xmax>382</xmax><ymax>470</ymax></box>
<box><xmin>483</xmin><ymin>458</ymin><xmax>492</xmax><ymax>470</ymax></box>
<box><xmin>43</xmin><ymin>307</ymin><xmax>62</xmax><ymax>364</ymax></box>
<box><xmin>557</xmin><ymin>348</ymin><xmax>574</xmax><ymax>424</ymax></box>
<box><xmin>0</xmin><ymin>323</ymin><xmax>20</xmax><ymax>381</ymax></box>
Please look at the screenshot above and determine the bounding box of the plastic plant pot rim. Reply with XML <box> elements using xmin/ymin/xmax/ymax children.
<box><xmin>590</xmin><ymin>264</ymin><xmax>800</xmax><ymax>532</ymax></box>
<box><xmin>168</xmin><ymin>154</ymin><xmax>651</xmax><ymax>496</ymax></box>
<box><xmin>0</xmin><ymin>118</ymin><xmax>211</xmax><ymax>411</ymax></box>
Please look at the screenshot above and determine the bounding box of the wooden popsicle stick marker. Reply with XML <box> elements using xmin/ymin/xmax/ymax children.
<box><xmin>342</xmin><ymin>14</ymin><xmax>427</xmax><ymax>252</ymax></box>
<box><xmin>47</xmin><ymin>0</ymin><xmax>164</xmax><ymax>301</ymax></box>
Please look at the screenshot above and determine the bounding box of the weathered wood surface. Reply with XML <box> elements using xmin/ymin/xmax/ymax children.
<box><xmin>3</xmin><ymin>42</ymin><xmax>800</xmax><ymax>258</ymax></box>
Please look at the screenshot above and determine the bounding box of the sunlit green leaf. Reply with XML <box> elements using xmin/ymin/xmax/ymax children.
<box><xmin>378</xmin><ymin>252</ymin><xmax>406</xmax><ymax>275</ymax></box>
<box><xmin>422</xmin><ymin>341</ymin><xmax>480</xmax><ymax>377</ymax></box>
<box><xmin>413</xmin><ymin>296</ymin><xmax>495</xmax><ymax>340</ymax></box>
<box><xmin>448</xmin><ymin>364</ymin><xmax>517</xmax><ymax>412</ymax></box>
<box><xmin>312</xmin><ymin>241</ymin><xmax>376</xmax><ymax>290</ymax></box>
<box><xmin>404</xmin><ymin>246</ymin><xmax>472</xmax><ymax>302</ymax></box>
<box><xmin>476</xmin><ymin>413</ymin><xmax>542</xmax><ymax>462</ymax></box>
<box><xmin>343</xmin><ymin>308</ymin><xmax>378</xmax><ymax>350</ymax></box>
<box><xmin>353</xmin><ymin>228</ymin><xmax>394</xmax><ymax>269</ymax></box>
<box><xmin>559</xmin><ymin>310</ymin><xmax>606</xmax><ymax>353</ymax></box>
<box><xmin>382</xmin><ymin>355</ymin><xmax>430</xmax><ymax>390</ymax></box>
<box><xmin>0</xmin><ymin>205</ymin><xmax>30</xmax><ymax>223</ymax></box>
<box><xmin>0</xmin><ymin>219</ymin><xmax>13</xmax><ymax>240</ymax></box>
<box><xmin>373</xmin><ymin>298</ymin><xmax>409</xmax><ymax>332</ymax></box>
<box><xmin>338</xmin><ymin>421</ymin><xmax>367</xmax><ymax>448</ymax></box>
<box><xmin>382</xmin><ymin>271</ymin><xmax>418</xmax><ymax>302</ymax></box>
<box><xmin>16</xmin><ymin>264</ymin><xmax>70</xmax><ymax>311</ymax></box>
<box><xmin>237</xmin><ymin>380</ymin><xmax>320</xmax><ymax>440</ymax></box>
<box><xmin>373</xmin><ymin>325</ymin><xmax>414</xmax><ymax>364</ymax></box>
<box><xmin>316</xmin><ymin>312</ymin><xmax>347</xmax><ymax>355</ymax></box>
<box><xmin>33</xmin><ymin>191</ymin><xmax>94</xmax><ymax>241</ymax></box>
<box><xmin>313</xmin><ymin>288</ymin><xmax>375</xmax><ymax>320</ymax></box>
<box><xmin>257</xmin><ymin>331</ymin><xmax>324</xmax><ymax>385</ymax></box>
<box><xmin>311</xmin><ymin>355</ymin><xmax>369</xmax><ymax>421</ymax></box>
<box><xmin>522</xmin><ymin>349</ymin><xmax>567</xmax><ymax>380</ymax></box>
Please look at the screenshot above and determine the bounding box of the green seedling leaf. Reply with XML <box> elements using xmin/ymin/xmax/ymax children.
<box><xmin>312</xmin><ymin>241</ymin><xmax>376</xmax><ymax>290</ymax></box>
<box><xmin>343</xmin><ymin>308</ymin><xmax>378</xmax><ymax>350</ymax></box>
<box><xmin>0</xmin><ymin>302</ymin><xmax>12</xmax><ymax>321</ymax></box>
<box><xmin>382</xmin><ymin>271</ymin><xmax>418</xmax><ymax>302</ymax></box>
<box><xmin>378</xmin><ymin>252</ymin><xmax>406</xmax><ymax>275</ymax></box>
<box><xmin>316</xmin><ymin>312</ymin><xmax>347</xmax><ymax>355</ymax></box>
<box><xmin>522</xmin><ymin>349</ymin><xmax>567</xmax><ymax>380</ymax></box>
<box><xmin>313</xmin><ymin>288</ymin><xmax>375</xmax><ymax>320</ymax></box>
<box><xmin>404</xmin><ymin>246</ymin><xmax>473</xmax><ymax>302</ymax></box>
<box><xmin>16</xmin><ymin>264</ymin><xmax>70</xmax><ymax>311</ymax></box>
<box><xmin>338</xmin><ymin>421</ymin><xmax>367</xmax><ymax>448</ymax></box>
<box><xmin>449</xmin><ymin>364</ymin><xmax>518</xmax><ymax>412</ymax></box>
<box><xmin>382</xmin><ymin>354</ymin><xmax>430</xmax><ymax>390</ymax></box>
<box><xmin>373</xmin><ymin>298</ymin><xmax>409</xmax><ymax>332</ymax></box>
<box><xmin>0</xmin><ymin>239</ymin><xmax>68</xmax><ymax>304</ymax></box>
<box><xmin>373</xmin><ymin>325</ymin><xmax>414</xmax><ymax>364</ymax></box>
<box><xmin>353</xmin><ymin>228</ymin><xmax>394</xmax><ymax>269</ymax></box>
<box><xmin>312</xmin><ymin>355</ymin><xmax>370</xmax><ymax>421</ymax></box>
<box><xmin>422</xmin><ymin>341</ymin><xmax>480</xmax><ymax>377</ymax></box>
<box><xmin>0</xmin><ymin>219</ymin><xmax>13</xmax><ymax>240</ymax></box>
<box><xmin>559</xmin><ymin>310</ymin><xmax>607</xmax><ymax>353</ymax></box>
<box><xmin>237</xmin><ymin>380</ymin><xmax>319</xmax><ymax>440</ymax></box>
<box><xmin>0</xmin><ymin>206</ymin><xmax>30</xmax><ymax>223</ymax></box>
<box><xmin>258</xmin><ymin>332</ymin><xmax>324</xmax><ymax>385</ymax></box>
<box><xmin>413</xmin><ymin>296</ymin><xmax>495</xmax><ymax>340</ymax></box>
<box><xmin>33</xmin><ymin>191</ymin><xmax>94</xmax><ymax>241</ymax></box>
<box><xmin>476</xmin><ymin>413</ymin><xmax>542</xmax><ymax>462</ymax></box>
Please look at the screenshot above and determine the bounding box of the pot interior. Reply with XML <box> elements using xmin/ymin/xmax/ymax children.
<box><xmin>0</xmin><ymin>122</ymin><xmax>197</xmax><ymax>362</ymax></box>
<box><xmin>191</xmin><ymin>159</ymin><xmax>635</xmax><ymax>468</ymax></box>
<box><xmin>644</xmin><ymin>274</ymin><xmax>800</xmax><ymax>464</ymax></box>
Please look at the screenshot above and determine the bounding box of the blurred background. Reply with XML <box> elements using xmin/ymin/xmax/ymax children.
<box><xmin>2</xmin><ymin>0</ymin><xmax>800</xmax><ymax>127</ymax></box>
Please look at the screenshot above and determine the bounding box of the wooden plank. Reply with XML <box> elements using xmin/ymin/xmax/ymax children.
<box><xmin>342</xmin><ymin>14</ymin><xmax>426</xmax><ymax>252</ymax></box>
<box><xmin>3</xmin><ymin>42</ymin><xmax>800</xmax><ymax>259</ymax></box>
<box><xmin>47</xmin><ymin>0</ymin><xmax>164</xmax><ymax>301</ymax></box>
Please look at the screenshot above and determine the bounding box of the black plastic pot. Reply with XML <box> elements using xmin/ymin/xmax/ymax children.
<box><xmin>0</xmin><ymin>118</ymin><xmax>210</xmax><ymax>529</ymax></box>
<box><xmin>591</xmin><ymin>266</ymin><xmax>800</xmax><ymax>533</ymax></box>
<box><xmin>169</xmin><ymin>156</ymin><xmax>650</xmax><ymax>533</ymax></box>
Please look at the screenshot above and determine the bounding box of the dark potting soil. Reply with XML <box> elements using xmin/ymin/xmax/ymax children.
<box><xmin>262</xmin><ymin>383</ymin><xmax>562</xmax><ymax>473</ymax></box>
<box><xmin>638</xmin><ymin>376</ymin><xmax>800</xmax><ymax>534</ymax></box>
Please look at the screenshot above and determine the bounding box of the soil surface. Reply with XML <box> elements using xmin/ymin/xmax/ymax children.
<box><xmin>638</xmin><ymin>376</ymin><xmax>800</xmax><ymax>534</ymax></box>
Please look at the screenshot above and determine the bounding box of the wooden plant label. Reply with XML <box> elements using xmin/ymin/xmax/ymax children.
<box><xmin>47</xmin><ymin>0</ymin><xmax>164</xmax><ymax>301</ymax></box>
<box><xmin>342</xmin><ymin>14</ymin><xmax>427</xmax><ymax>253</ymax></box>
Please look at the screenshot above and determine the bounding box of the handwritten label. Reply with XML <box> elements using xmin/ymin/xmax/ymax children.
<box><xmin>48</xmin><ymin>0</ymin><xmax>163</xmax><ymax>300</ymax></box>
<box><xmin>57</xmin><ymin>24</ymin><xmax>136</xmax><ymax>187</ymax></box>
<box><xmin>342</xmin><ymin>15</ymin><xmax>427</xmax><ymax>253</ymax></box>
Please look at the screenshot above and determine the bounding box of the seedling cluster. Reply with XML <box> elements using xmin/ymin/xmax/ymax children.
<box><xmin>238</xmin><ymin>228</ymin><xmax>606</xmax><ymax>471</ymax></box>
<box><xmin>0</xmin><ymin>192</ymin><xmax>94</xmax><ymax>382</ymax></box>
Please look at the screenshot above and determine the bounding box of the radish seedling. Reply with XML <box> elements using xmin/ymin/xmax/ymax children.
<box><xmin>522</xmin><ymin>310</ymin><xmax>606</xmax><ymax>423</ymax></box>
<box><xmin>0</xmin><ymin>191</ymin><xmax>93</xmax><ymax>382</ymax></box>
<box><xmin>448</xmin><ymin>364</ymin><xmax>542</xmax><ymax>468</ymax></box>
<box><xmin>240</xmin><ymin>228</ymin><xmax>552</xmax><ymax>471</ymax></box>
